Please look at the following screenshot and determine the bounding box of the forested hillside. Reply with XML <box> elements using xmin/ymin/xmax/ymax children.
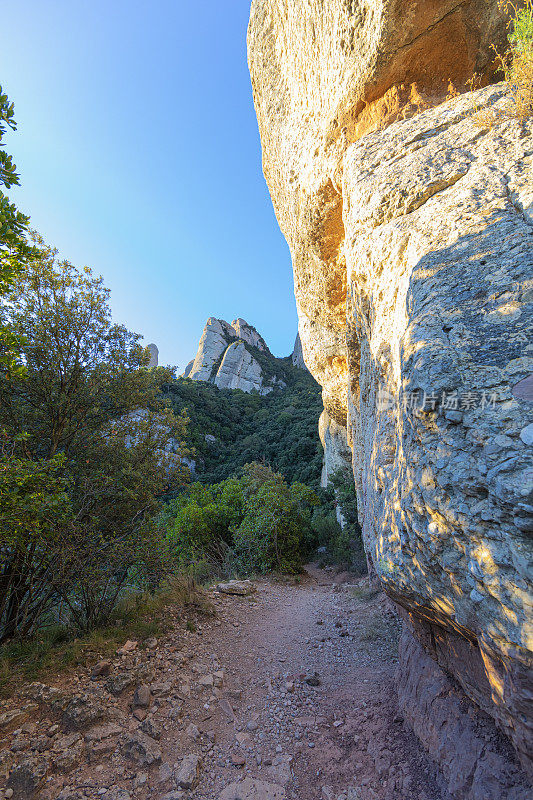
<box><xmin>163</xmin><ymin>360</ymin><xmax>324</xmax><ymax>487</ymax></box>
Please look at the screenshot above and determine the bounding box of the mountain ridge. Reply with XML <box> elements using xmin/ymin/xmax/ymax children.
<box><xmin>183</xmin><ymin>316</ymin><xmax>306</xmax><ymax>394</ymax></box>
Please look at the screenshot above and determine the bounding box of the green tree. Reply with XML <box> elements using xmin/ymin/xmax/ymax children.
<box><xmin>234</xmin><ymin>464</ymin><xmax>318</xmax><ymax>573</ymax></box>
<box><xmin>0</xmin><ymin>239</ymin><xmax>190</xmax><ymax>636</ymax></box>
<box><xmin>0</xmin><ymin>435</ymin><xmax>70</xmax><ymax>643</ymax></box>
<box><xmin>0</xmin><ymin>86</ymin><xmax>34</xmax><ymax>376</ymax></box>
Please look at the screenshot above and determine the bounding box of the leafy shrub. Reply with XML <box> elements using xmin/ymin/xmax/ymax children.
<box><xmin>161</xmin><ymin>463</ymin><xmax>319</xmax><ymax>578</ymax></box>
<box><xmin>0</xmin><ymin>237</ymin><xmax>191</xmax><ymax>639</ymax></box>
<box><xmin>312</xmin><ymin>467</ymin><xmax>367</xmax><ymax>573</ymax></box>
<box><xmin>0</xmin><ymin>436</ymin><xmax>71</xmax><ymax>642</ymax></box>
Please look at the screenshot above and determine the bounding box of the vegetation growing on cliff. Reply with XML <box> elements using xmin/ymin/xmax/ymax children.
<box><xmin>503</xmin><ymin>0</ymin><xmax>533</xmax><ymax>117</ymax></box>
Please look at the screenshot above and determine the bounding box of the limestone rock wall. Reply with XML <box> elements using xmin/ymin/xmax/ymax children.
<box><xmin>318</xmin><ymin>410</ymin><xmax>351</xmax><ymax>489</ymax></box>
<box><xmin>231</xmin><ymin>318</ymin><xmax>268</xmax><ymax>351</ymax></box>
<box><xmin>248</xmin><ymin>0</ymin><xmax>532</xmax><ymax>784</ymax></box>
<box><xmin>214</xmin><ymin>341</ymin><xmax>269</xmax><ymax>394</ymax></box>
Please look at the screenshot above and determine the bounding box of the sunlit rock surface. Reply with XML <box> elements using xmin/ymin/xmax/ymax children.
<box><xmin>184</xmin><ymin>317</ymin><xmax>284</xmax><ymax>395</ymax></box>
<box><xmin>214</xmin><ymin>341</ymin><xmax>270</xmax><ymax>394</ymax></box>
<box><xmin>249</xmin><ymin>0</ymin><xmax>532</xmax><ymax>784</ymax></box>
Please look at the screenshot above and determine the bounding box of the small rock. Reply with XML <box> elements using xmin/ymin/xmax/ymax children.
<box><xmin>116</xmin><ymin>640</ymin><xmax>138</xmax><ymax>656</ymax></box>
<box><xmin>185</xmin><ymin>723</ymin><xmax>201</xmax><ymax>741</ymax></box>
<box><xmin>231</xmin><ymin>753</ymin><xmax>246</xmax><ymax>767</ymax></box>
<box><xmin>304</xmin><ymin>673</ymin><xmax>321</xmax><ymax>687</ymax></box>
<box><xmin>133</xmin><ymin>685</ymin><xmax>151</xmax><ymax>709</ymax></box>
<box><xmin>52</xmin><ymin>733</ymin><xmax>84</xmax><ymax>772</ymax></box>
<box><xmin>91</xmin><ymin>660</ymin><xmax>111</xmax><ymax>680</ymax></box>
<box><xmin>145</xmin><ymin>636</ymin><xmax>158</xmax><ymax>649</ymax></box>
<box><xmin>0</xmin><ymin>710</ymin><xmax>28</xmax><ymax>732</ymax></box>
<box><xmin>122</xmin><ymin>731</ymin><xmax>162</xmax><ymax>766</ymax></box>
<box><xmin>218</xmin><ymin>698</ymin><xmax>236</xmax><ymax>721</ymax></box>
<box><xmin>218</xmin><ymin>777</ymin><xmax>286</xmax><ymax>800</ymax></box>
<box><xmin>108</xmin><ymin>790</ymin><xmax>131</xmax><ymax>800</ymax></box>
<box><xmin>62</xmin><ymin>695</ymin><xmax>105</xmax><ymax>731</ymax></box>
<box><xmin>7</xmin><ymin>755</ymin><xmax>49</xmax><ymax>799</ymax></box>
<box><xmin>141</xmin><ymin>717</ymin><xmax>162</xmax><ymax>740</ymax></box>
<box><xmin>216</xmin><ymin>580</ymin><xmax>256</xmax><ymax>596</ymax></box>
<box><xmin>106</xmin><ymin>672</ymin><xmax>135</xmax><ymax>696</ymax></box>
<box><xmin>174</xmin><ymin>754</ymin><xmax>201</xmax><ymax>789</ymax></box>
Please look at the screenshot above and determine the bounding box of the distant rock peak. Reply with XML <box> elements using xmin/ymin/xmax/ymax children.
<box><xmin>231</xmin><ymin>318</ymin><xmax>268</xmax><ymax>352</ymax></box>
<box><xmin>183</xmin><ymin>317</ymin><xmax>287</xmax><ymax>395</ymax></box>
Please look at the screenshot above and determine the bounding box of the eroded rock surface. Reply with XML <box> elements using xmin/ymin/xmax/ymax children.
<box><xmin>249</xmin><ymin>0</ymin><xmax>532</xmax><ymax>783</ymax></box>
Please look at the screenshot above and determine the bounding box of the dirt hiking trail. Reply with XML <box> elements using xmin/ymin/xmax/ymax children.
<box><xmin>0</xmin><ymin>567</ymin><xmax>454</xmax><ymax>800</ymax></box>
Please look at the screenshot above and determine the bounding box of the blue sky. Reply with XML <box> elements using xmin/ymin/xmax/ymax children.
<box><xmin>1</xmin><ymin>1</ymin><xmax>296</xmax><ymax>368</ymax></box>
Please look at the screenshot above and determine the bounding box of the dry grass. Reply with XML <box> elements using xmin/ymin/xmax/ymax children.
<box><xmin>499</xmin><ymin>0</ymin><xmax>533</xmax><ymax>118</ymax></box>
<box><xmin>350</xmin><ymin>584</ymin><xmax>381</xmax><ymax>603</ymax></box>
<box><xmin>445</xmin><ymin>2</ymin><xmax>533</xmax><ymax>128</ymax></box>
<box><xmin>0</xmin><ymin>574</ymin><xmax>213</xmax><ymax>698</ymax></box>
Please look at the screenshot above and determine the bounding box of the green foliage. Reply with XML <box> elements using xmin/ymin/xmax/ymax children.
<box><xmin>497</xmin><ymin>0</ymin><xmax>533</xmax><ymax>118</ymax></box>
<box><xmin>163</xmin><ymin>362</ymin><xmax>323</xmax><ymax>488</ymax></box>
<box><xmin>0</xmin><ymin>86</ymin><xmax>34</xmax><ymax>377</ymax></box>
<box><xmin>509</xmin><ymin>1</ymin><xmax>533</xmax><ymax>53</ymax></box>
<box><xmin>0</xmin><ymin>435</ymin><xmax>71</xmax><ymax>641</ymax></box>
<box><xmin>312</xmin><ymin>467</ymin><xmax>366</xmax><ymax>572</ymax></box>
<box><xmin>161</xmin><ymin>463</ymin><xmax>319</xmax><ymax>578</ymax></box>
<box><xmin>0</xmin><ymin>238</ymin><xmax>190</xmax><ymax>639</ymax></box>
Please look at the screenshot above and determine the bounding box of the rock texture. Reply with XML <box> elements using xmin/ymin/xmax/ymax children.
<box><xmin>397</xmin><ymin>623</ymin><xmax>531</xmax><ymax>800</ymax></box>
<box><xmin>249</xmin><ymin>0</ymin><xmax>532</xmax><ymax>786</ymax></box>
<box><xmin>318</xmin><ymin>410</ymin><xmax>350</xmax><ymax>490</ymax></box>
<box><xmin>184</xmin><ymin>317</ymin><xmax>286</xmax><ymax>395</ymax></box>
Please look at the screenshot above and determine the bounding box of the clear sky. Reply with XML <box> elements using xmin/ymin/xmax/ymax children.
<box><xmin>0</xmin><ymin>1</ymin><xmax>296</xmax><ymax>369</ymax></box>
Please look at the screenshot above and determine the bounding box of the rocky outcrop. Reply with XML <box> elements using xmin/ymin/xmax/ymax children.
<box><xmin>397</xmin><ymin>623</ymin><xmax>532</xmax><ymax>800</ymax></box>
<box><xmin>184</xmin><ymin>317</ymin><xmax>285</xmax><ymax>395</ymax></box>
<box><xmin>318</xmin><ymin>410</ymin><xmax>351</xmax><ymax>489</ymax></box>
<box><xmin>231</xmin><ymin>318</ymin><xmax>268</xmax><ymax>351</ymax></box>
<box><xmin>215</xmin><ymin>341</ymin><xmax>269</xmax><ymax>394</ymax></box>
<box><xmin>249</xmin><ymin>0</ymin><xmax>532</xmax><ymax>788</ymax></box>
<box><xmin>187</xmin><ymin>318</ymin><xmax>236</xmax><ymax>383</ymax></box>
<box><xmin>291</xmin><ymin>332</ymin><xmax>307</xmax><ymax>370</ymax></box>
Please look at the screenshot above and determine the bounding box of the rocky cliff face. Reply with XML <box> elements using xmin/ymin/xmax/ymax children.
<box><xmin>249</xmin><ymin>0</ymin><xmax>532</xmax><ymax>790</ymax></box>
<box><xmin>184</xmin><ymin>317</ymin><xmax>286</xmax><ymax>395</ymax></box>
